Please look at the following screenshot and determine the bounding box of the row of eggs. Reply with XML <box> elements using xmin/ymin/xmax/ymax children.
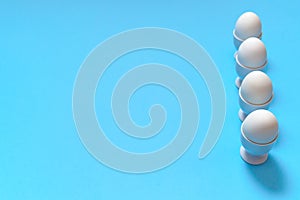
<box><xmin>233</xmin><ymin>12</ymin><xmax>279</xmax><ymax>165</ymax></box>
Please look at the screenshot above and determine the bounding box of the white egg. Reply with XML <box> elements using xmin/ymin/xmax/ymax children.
<box><xmin>237</xmin><ymin>37</ymin><xmax>267</xmax><ymax>68</ymax></box>
<box><xmin>235</xmin><ymin>12</ymin><xmax>262</xmax><ymax>40</ymax></box>
<box><xmin>240</xmin><ymin>71</ymin><xmax>273</xmax><ymax>105</ymax></box>
<box><xmin>242</xmin><ymin>109</ymin><xmax>278</xmax><ymax>144</ymax></box>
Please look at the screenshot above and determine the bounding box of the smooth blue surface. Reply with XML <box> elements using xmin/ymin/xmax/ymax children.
<box><xmin>1</xmin><ymin>0</ymin><xmax>299</xmax><ymax>199</ymax></box>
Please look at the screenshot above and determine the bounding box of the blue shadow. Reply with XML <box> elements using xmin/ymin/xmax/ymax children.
<box><xmin>246</xmin><ymin>155</ymin><xmax>286</xmax><ymax>193</ymax></box>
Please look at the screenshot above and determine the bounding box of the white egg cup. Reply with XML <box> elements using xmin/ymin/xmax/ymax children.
<box><xmin>240</xmin><ymin>126</ymin><xmax>278</xmax><ymax>165</ymax></box>
<box><xmin>235</xmin><ymin>54</ymin><xmax>267</xmax><ymax>88</ymax></box>
<box><xmin>233</xmin><ymin>30</ymin><xmax>244</xmax><ymax>50</ymax></box>
<box><xmin>238</xmin><ymin>89</ymin><xmax>273</xmax><ymax>121</ymax></box>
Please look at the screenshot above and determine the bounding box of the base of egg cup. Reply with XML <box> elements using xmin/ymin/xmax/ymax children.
<box><xmin>235</xmin><ymin>77</ymin><xmax>242</xmax><ymax>88</ymax></box>
<box><xmin>238</xmin><ymin>90</ymin><xmax>273</xmax><ymax>118</ymax></box>
<box><xmin>238</xmin><ymin>109</ymin><xmax>247</xmax><ymax>121</ymax></box>
<box><xmin>235</xmin><ymin>57</ymin><xmax>267</xmax><ymax>80</ymax></box>
<box><xmin>234</xmin><ymin>51</ymin><xmax>238</xmax><ymax>59</ymax></box>
<box><xmin>240</xmin><ymin>146</ymin><xmax>268</xmax><ymax>165</ymax></box>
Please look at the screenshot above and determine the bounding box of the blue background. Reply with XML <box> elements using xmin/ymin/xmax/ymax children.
<box><xmin>1</xmin><ymin>0</ymin><xmax>299</xmax><ymax>199</ymax></box>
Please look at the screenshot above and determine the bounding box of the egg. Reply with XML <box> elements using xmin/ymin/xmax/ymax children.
<box><xmin>234</xmin><ymin>12</ymin><xmax>262</xmax><ymax>40</ymax></box>
<box><xmin>242</xmin><ymin>109</ymin><xmax>278</xmax><ymax>144</ymax></box>
<box><xmin>237</xmin><ymin>37</ymin><xmax>267</xmax><ymax>68</ymax></box>
<box><xmin>240</xmin><ymin>71</ymin><xmax>273</xmax><ymax>105</ymax></box>
<box><xmin>240</xmin><ymin>109</ymin><xmax>279</xmax><ymax>165</ymax></box>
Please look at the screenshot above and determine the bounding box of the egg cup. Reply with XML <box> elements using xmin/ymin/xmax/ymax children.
<box><xmin>233</xmin><ymin>30</ymin><xmax>262</xmax><ymax>49</ymax></box>
<box><xmin>235</xmin><ymin>54</ymin><xmax>267</xmax><ymax>88</ymax></box>
<box><xmin>238</xmin><ymin>89</ymin><xmax>273</xmax><ymax>121</ymax></box>
<box><xmin>233</xmin><ymin>30</ymin><xmax>244</xmax><ymax>49</ymax></box>
<box><xmin>240</xmin><ymin>126</ymin><xmax>278</xmax><ymax>165</ymax></box>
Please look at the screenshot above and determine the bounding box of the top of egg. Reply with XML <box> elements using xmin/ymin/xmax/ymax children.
<box><xmin>235</xmin><ymin>12</ymin><xmax>262</xmax><ymax>40</ymax></box>
<box><xmin>240</xmin><ymin>71</ymin><xmax>273</xmax><ymax>105</ymax></box>
<box><xmin>237</xmin><ymin>37</ymin><xmax>267</xmax><ymax>68</ymax></box>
